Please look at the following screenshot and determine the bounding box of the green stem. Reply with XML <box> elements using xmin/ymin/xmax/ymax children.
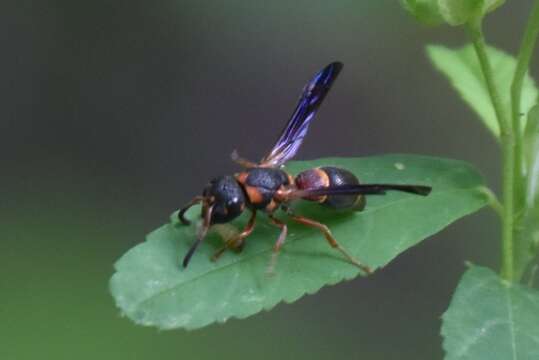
<box><xmin>468</xmin><ymin>22</ymin><xmax>515</xmax><ymax>281</ymax></box>
<box><xmin>479</xmin><ymin>186</ymin><xmax>504</xmax><ymax>219</ymax></box>
<box><xmin>511</xmin><ymin>0</ymin><xmax>539</xmax><ymax>212</ymax></box>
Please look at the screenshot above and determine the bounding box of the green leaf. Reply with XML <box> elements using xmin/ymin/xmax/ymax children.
<box><xmin>110</xmin><ymin>155</ymin><xmax>487</xmax><ymax>330</ymax></box>
<box><xmin>400</xmin><ymin>0</ymin><xmax>504</xmax><ymax>26</ymax></box>
<box><xmin>442</xmin><ymin>265</ymin><xmax>539</xmax><ymax>359</ymax></box>
<box><xmin>428</xmin><ymin>44</ymin><xmax>538</xmax><ymax>138</ymax></box>
<box><xmin>481</xmin><ymin>0</ymin><xmax>505</xmax><ymax>13</ymax></box>
<box><xmin>524</xmin><ymin>105</ymin><xmax>539</xmax><ymax>191</ymax></box>
<box><xmin>400</xmin><ymin>0</ymin><xmax>444</xmax><ymax>25</ymax></box>
<box><xmin>437</xmin><ymin>0</ymin><xmax>504</xmax><ymax>26</ymax></box>
<box><xmin>438</xmin><ymin>0</ymin><xmax>483</xmax><ymax>25</ymax></box>
<box><xmin>514</xmin><ymin>105</ymin><xmax>539</xmax><ymax>279</ymax></box>
<box><xmin>514</xmin><ymin>209</ymin><xmax>539</xmax><ymax>281</ymax></box>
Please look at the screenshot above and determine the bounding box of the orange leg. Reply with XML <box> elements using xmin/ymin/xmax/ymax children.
<box><xmin>211</xmin><ymin>210</ymin><xmax>257</xmax><ymax>261</ymax></box>
<box><xmin>288</xmin><ymin>214</ymin><xmax>372</xmax><ymax>274</ymax></box>
<box><xmin>266</xmin><ymin>214</ymin><xmax>288</xmax><ymax>274</ymax></box>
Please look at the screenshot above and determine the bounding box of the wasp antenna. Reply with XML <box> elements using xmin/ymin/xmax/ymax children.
<box><xmin>182</xmin><ymin>204</ymin><xmax>213</xmax><ymax>268</ymax></box>
<box><xmin>178</xmin><ymin>196</ymin><xmax>204</xmax><ymax>225</ymax></box>
<box><xmin>183</xmin><ymin>239</ymin><xmax>202</xmax><ymax>268</ymax></box>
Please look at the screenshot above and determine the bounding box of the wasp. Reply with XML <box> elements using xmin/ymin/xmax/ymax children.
<box><xmin>178</xmin><ymin>62</ymin><xmax>431</xmax><ymax>273</ymax></box>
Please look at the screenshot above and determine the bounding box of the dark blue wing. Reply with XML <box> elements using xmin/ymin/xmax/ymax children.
<box><xmin>260</xmin><ymin>62</ymin><xmax>343</xmax><ymax>167</ymax></box>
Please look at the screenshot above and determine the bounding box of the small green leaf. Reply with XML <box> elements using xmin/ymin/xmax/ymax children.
<box><xmin>401</xmin><ymin>0</ymin><xmax>504</xmax><ymax>26</ymax></box>
<box><xmin>400</xmin><ymin>0</ymin><xmax>444</xmax><ymax>25</ymax></box>
<box><xmin>428</xmin><ymin>44</ymin><xmax>538</xmax><ymax>138</ymax></box>
<box><xmin>514</xmin><ymin>210</ymin><xmax>539</xmax><ymax>281</ymax></box>
<box><xmin>481</xmin><ymin>0</ymin><xmax>505</xmax><ymax>13</ymax></box>
<box><xmin>524</xmin><ymin>105</ymin><xmax>539</xmax><ymax>192</ymax></box>
<box><xmin>438</xmin><ymin>0</ymin><xmax>483</xmax><ymax>26</ymax></box>
<box><xmin>514</xmin><ymin>105</ymin><xmax>539</xmax><ymax>279</ymax></box>
<box><xmin>437</xmin><ymin>0</ymin><xmax>504</xmax><ymax>26</ymax></box>
<box><xmin>110</xmin><ymin>155</ymin><xmax>487</xmax><ymax>330</ymax></box>
<box><xmin>442</xmin><ymin>266</ymin><xmax>539</xmax><ymax>359</ymax></box>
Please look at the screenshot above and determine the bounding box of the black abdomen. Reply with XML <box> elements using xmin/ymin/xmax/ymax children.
<box><xmin>295</xmin><ymin>167</ymin><xmax>365</xmax><ymax>211</ymax></box>
<box><xmin>321</xmin><ymin>167</ymin><xmax>365</xmax><ymax>210</ymax></box>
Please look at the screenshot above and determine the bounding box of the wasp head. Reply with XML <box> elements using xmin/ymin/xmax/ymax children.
<box><xmin>179</xmin><ymin>175</ymin><xmax>246</xmax><ymax>268</ymax></box>
<box><xmin>201</xmin><ymin>175</ymin><xmax>246</xmax><ymax>224</ymax></box>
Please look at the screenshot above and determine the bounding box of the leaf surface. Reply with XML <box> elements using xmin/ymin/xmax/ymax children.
<box><xmin>442</xmin><ymin>266</ymin><xmax>539</xmax><ymax>359</ymax></box>
<box><xmin>428</xmin><ymin>44</ymin><xmax>538</xmax><ymax>138</ymax></box>
<box><xmin>400</xmin><ymin>0</ymin><xmax>444</xmax><ymax>25</ymax></box>
<box><xmin>437</xmin><ymin>0</ymin><xmax>504</xmax><ymax>25</ymax></box>
<box><xmin>401</xmin><ymin>0</ymin><xmax>505</xmax><ymax>26</ymax></box>
<box><xmin>515</xmin><ymin>105</ymin><xmax>539</xmax><ymax>279</ymax></box>
<box><xmin>110</xmin><ymin>155</ymin><xmax>487</xmax><ymax>330</ymax></box>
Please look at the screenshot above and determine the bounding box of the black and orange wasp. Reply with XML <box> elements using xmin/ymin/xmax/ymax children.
<box><xmin>178</xmin><ymin>62</ymin><xmax>431</xmax><ymax>273</ymax></box>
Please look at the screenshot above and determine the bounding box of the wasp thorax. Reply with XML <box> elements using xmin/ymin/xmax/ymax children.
<box><xmin>202</xmin><ymin>176</ymin><xmax>246</xmax><ymax>224</ymax></box>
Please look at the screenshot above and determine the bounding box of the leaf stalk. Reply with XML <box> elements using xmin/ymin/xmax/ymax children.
<box><xmin>479</xmin><ymin>186</ymin><xmax>504</xmax><ymax>219</ymax></box>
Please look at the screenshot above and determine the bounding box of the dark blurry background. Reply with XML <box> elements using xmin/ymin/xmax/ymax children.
<box><xmin>2</xmin><ymin>1</ymin><xmax>536</xmax><ymax>359</ymax></box>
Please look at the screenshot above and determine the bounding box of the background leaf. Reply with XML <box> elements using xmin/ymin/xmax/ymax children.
<box><xmin>441</xmin><ymin>265</ymin><xmax>539</xmax><ymax>359</ymax></box>
<box><xmin>514</xmin><ymin>104</ymin><xmax>539</xmax><ymax>280</ymax></box>
<box><xmin>400</xmin><ymin>0</ymin><xmax>444</xmax><ymax>25</ymax></box>
<box><xmin>110</xmin><ymin>155</ymin><xmax>487</xmax><ymax>330</ymax></box>
<box><xmin>427</xmin><ymin>44</ymin><xmax>538</xmax><ymax>138</ymax></box>
<box><xmin>524</xmin><ymin>105</ymin><xmax>539</xmax><ymax>191</ymax></box>
<box><xmin>480</xmin><ymin>0</ymin><xmax>505</xmax><ymax>14</ymax></box>
<box><xmin>438</xmin><ymin>0</ymin><xmax>483</xmax><ymax>26</ymax></box>
<box><xmin>401</xmin><ymin>0</ymin><xmax>504</xmax><ymax>26</ymax></box>
<box><xmin>437</xmin><ymin>0</ymin><xmax>504</xmax><ymax>25</ymax></box>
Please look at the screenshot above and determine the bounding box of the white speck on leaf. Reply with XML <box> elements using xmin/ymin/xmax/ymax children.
<box><xmin>394</xmin><ymin>162</ymin><xmax>405</xmax><ymax>170</ymax></box>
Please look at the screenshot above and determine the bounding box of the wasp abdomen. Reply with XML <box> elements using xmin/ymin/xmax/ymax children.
<box><xmin>321</xmin><ymin>167</ymin><xmax>365</xmax><ymax>210</ymax></box>
<box><xmin>295</xmin><ymin>167</ymin><xmax>366</xmax><ymax>211</ymax></box>
<box><xmin>294</xmin><ymin>168</ymin><xmax>330</xmax><ymax>202</ymax></box>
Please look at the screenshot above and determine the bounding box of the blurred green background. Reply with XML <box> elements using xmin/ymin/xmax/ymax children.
<box><xmin>2</xmin><ymin>1</ymin><xmax>536</xmax><ymax>359</ymax></box>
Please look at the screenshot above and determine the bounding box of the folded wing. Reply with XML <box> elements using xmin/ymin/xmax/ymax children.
<box><xmin>260</xmin><ymin>62</ymin><xmax>343</xmax><ymax>168</ymax></box>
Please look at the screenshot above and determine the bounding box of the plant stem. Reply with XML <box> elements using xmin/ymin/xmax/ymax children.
<box><xmin>479</xmin><ymin>186</ymin><xmax>504</xmax><ymax>219</ymax></box>
<box><xmin>511</xmin><ymin>0</ymin><xmax>539</xmax><ymax>211</ymax></box>
<box><xmin>468</xmin><ymin>22</ymin><xmax>515</xmax><ymax>281</ymax></box>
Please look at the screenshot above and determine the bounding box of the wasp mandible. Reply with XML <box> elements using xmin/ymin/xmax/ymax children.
<box><xmin>178</xmin><ymin>62</ymin><xmax>431</xmax><ymax>273</ymax></box>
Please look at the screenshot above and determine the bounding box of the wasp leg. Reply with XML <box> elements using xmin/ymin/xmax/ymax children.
<box><xmin>266</xmin><ymin>214</ymin><xmax>288</xmax><ymax>275</ymax></box>
<box><xmin>231</xmin><ymin>150</ymin><xmax>258</xmax><ymax>168</ymax></box>
<box><xmin>211</xmin><ymin>210</ymin><xmax>257</xmax><ymax>261</ymax></box>
<box><xmin>288</xmin><ymin>214</ymin><xmax>372</xmax><ymax>274</ymax></box>
<box><xmin>178</xmin><ymin>196</ymin><xmax>204</xmax><ymax>225</ymax></box>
